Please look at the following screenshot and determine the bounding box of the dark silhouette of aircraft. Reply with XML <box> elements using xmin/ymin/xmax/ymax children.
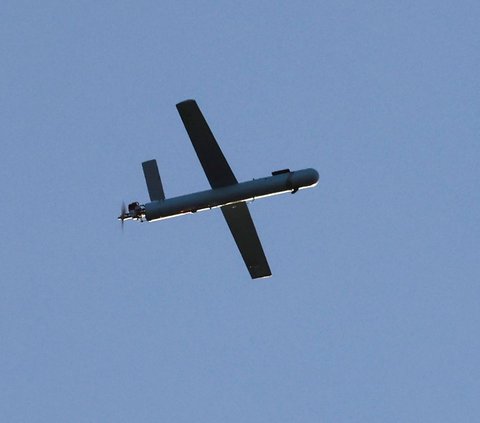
<box><xmin>119</xmin><ymin>100</ymin><xmax>319</xmax><ymax>279</ymax></box>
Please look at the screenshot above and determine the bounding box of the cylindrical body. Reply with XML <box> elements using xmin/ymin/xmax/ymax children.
<box><xmin>144</xmin><ymin>168</ymin><xmax>318</xmax><ymax>222</ymax></box>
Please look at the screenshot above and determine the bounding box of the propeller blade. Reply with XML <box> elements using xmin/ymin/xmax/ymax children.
<box><xmin>120</xmin><ymin>201</ymin><xmax>126</xmax><ymax>232</ymax></box>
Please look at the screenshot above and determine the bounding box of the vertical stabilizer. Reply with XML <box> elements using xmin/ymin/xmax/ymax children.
<box><xmin>142</xmin><ymin>159</ymin><xmax>165</xmax><ymax>201</ymax></box>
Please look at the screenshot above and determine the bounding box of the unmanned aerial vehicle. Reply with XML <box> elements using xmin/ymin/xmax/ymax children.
<box><xmin>119</xmin><ymin>100</ymin><xmax>319</xmax><ymax>279</ymax></box>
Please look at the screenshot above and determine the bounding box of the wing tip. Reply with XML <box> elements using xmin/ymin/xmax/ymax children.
<box><xmin>176</xmin><ymin>99</ymin><xmax>197</xmax><ymax>108</ymax></box>
<box><xmin>249</xmin><ymin>266</ymin><xmax>272</xmax><ymax>280</ymax></box>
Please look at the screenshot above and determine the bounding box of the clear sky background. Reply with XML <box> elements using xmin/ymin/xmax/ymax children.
<box><xmin>1</xmin><ymin>1</ymin><xmax>479</xmax><ymax>422</ymax></box>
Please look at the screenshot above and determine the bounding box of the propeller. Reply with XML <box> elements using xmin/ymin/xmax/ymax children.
<box><xmin>119</xmin><ymin>201</ymin><xmax>127</xmax><ymax>231</ymax></box>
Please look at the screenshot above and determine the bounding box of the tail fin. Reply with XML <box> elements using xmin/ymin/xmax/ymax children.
<box><xmin>142</xmin><ymin>159</ymin><xmax>165</xmax><ymax>201</ymax></box>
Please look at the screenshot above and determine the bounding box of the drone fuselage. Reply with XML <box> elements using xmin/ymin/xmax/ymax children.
<box><xmin>128</xmin><ymin>168</ymin><xmax>318</xmax><ymax>222</ymax></box>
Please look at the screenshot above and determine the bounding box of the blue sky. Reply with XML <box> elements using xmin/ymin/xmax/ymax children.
<box><xmin>1</xmin><ymin>1</ymin><xmax>479</xmax><ymax>421</ymax></box>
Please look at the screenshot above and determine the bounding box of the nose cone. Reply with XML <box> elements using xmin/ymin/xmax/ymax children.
<box><xmin>300</xmin><ymin>168</ymin><xmax>319</xmax><ymax>187</ymax></box>
<box><xmin>290</xmin><ymin>168</ymin><xmax>319</xmax><ymax>189</ymax></box>
<box><xmin>308</xmin><ymin>168</ymin><xmax>320</xmax><ymax>186</ymax></box>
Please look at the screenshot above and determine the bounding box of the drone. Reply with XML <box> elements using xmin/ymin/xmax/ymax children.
<box><xmin>119</xmin><ymin>100</ymin><xmax>319</xmax><ymax>279</ymax></box>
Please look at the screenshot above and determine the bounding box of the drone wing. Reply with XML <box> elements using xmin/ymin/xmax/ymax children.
<box><xmin>176</xmin><ymin>99</ymin><xmax>271</xmax><ymax>279</ymax></box>
<box><xmin>221</xmin><ymin>202</ymin><xmax>272</xmax><ymax>279</ymax></box>
<box><xmin>176</xmin><ymin>99</ymin><xmax>237</xmax><ymax>188</ymax></box>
